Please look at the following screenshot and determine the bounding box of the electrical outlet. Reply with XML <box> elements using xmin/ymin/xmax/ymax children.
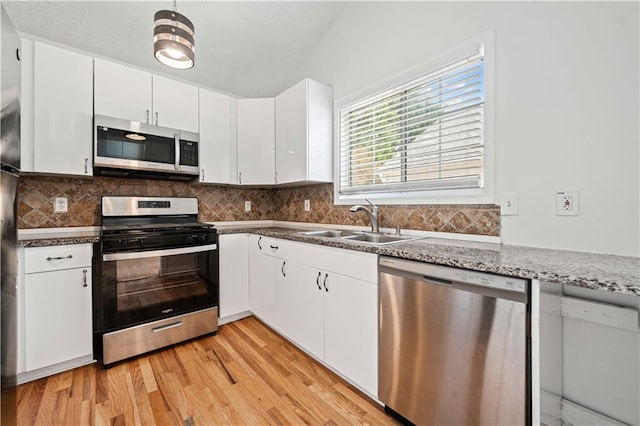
<box><xmin>500</xmin><ymin>192</ymin><xmax>519</xmax><ymax>216</ymax></box>
<box><xmin>304</xmin><ymin>199</ymin><xmax>311</xmax><ymax>212</ymax></box>
<box><xmin>54</xmin><ymin>197</ymin><xmax>68</xmax><ymax>213</ymax></box>
<box><xmin>556</xmin><ymin>191</ymin><xmax>579</xmax><ymax>216</ymax></box>
<box><xmin>244</xmin><ymin>200</ymin><xmax>251</xmax><ymax>212</ymax></box>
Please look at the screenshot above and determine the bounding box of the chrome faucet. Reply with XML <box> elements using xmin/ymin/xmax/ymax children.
<box><xmin>349</xmin><ymin>199</ymin><xmax>379</xmax><ymax>233</ymax></box>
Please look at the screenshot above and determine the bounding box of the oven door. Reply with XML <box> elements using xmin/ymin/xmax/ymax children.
<box><xmin>100</xmin><ymin>244</ymin><xmax>218</xmax><ymax>331</ymax></box>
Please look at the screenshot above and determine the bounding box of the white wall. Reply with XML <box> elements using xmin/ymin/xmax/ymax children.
<box><xmin>291</xmin><ymin>2</ymin><xmax>639</xmax><ymax>257</ymax></box>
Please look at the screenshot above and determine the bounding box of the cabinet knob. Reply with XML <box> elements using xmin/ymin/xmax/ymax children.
<box><xmin>323</xmin><ymin>273</ymin><xmax>329</xmax><ymax>292</ymax></box>
<box><xmin>82</xmin><ymin>269</ymin><xmax>88</xmax><ymax>287</ymax></box>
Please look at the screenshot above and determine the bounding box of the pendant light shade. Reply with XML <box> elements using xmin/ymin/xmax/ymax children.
<box><xmin>153</xmin><ymin>5</ymin><xmax>195</xmax><ymax>70</ymax></box>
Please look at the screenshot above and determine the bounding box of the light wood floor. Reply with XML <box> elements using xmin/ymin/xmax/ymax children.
<box><xmin>17</xmin><ymin>316</ymin><xmax>398</xmax><ymax>425</ymax></box>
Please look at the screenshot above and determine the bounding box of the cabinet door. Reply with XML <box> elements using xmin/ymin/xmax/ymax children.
<box><xmin>285</xmin><ymin>262</ymin><xmax>324</xmax><ymax>359</ymax></box>
<box><xmin>275</xmin><ymin>79</ymin><xmax>307</xmax><ymax>184</ymax></box>
<box><xmin>24</xmin><ymin>268</ymin><xmax>92</xmax><ymax>371</ymax></box>
<box><xmin>219</xmin><ymin>234</ymin><xmax>249</xmax><ymax>318</ymax></box>
<box><xmin>237</xmin><ymin>98</ymin><xmax>275</xmax><ymax>185</ymax></box>
<box><xmin>324</xmin><ymin>273</ymin><xmax>378</xmax><ymax>397</ymax></box>
<box><xmin>152</xmin><ymin>75</ymin><xmax>199</xmax><ymax>132</ymax></box>
<box><xmin>198</xmin><ymin>89</ymin><xmax>235</xmax><ymax>183</ymax></box>
<box><xmin>33</xmin><ymin>42</ymin><xmax>93</xmax><ymax>176</ymax></box>
<box><xmin>249</xmin><ymin>235</ymin><xmax>275</xmax><ymax>325</ymax></box>
<box><xmin>94</xmin><ymin>58</ymin><xmax>152</xmax><ymax>123</ymax></box>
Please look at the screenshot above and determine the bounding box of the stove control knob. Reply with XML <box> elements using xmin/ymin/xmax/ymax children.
<box><xmin>200</xmin><ymin>234</ymin><xmax>207</xmax><ymax>242</ymax></box>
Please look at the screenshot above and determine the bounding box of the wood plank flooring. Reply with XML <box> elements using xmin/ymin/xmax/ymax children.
<box><xmin>17</xmin><ymin>316</ymin><xmax>398</xmax><ymax>425</ymax></box>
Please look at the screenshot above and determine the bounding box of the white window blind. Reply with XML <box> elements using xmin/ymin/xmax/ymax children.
<box><xmin>339</xmin><ymin>48</ymin><xmax>485</xmax><ymax>196</ymax></box>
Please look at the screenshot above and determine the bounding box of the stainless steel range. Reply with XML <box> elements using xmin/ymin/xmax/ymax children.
<box><xmin>93</xmin><ymin>196</ymin><xmax>219</xmax><ymax>367</ymax></box>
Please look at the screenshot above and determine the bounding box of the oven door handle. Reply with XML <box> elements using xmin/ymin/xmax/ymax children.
<box><xmin>102</xmin><ymin>244</ymin><xmax>217</xmax><ymax>261</ymax></box>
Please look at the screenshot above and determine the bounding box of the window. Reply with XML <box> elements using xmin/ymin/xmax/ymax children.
<box><xmin>337</xmin><ymin>44</ymin><xmax>487</xmax><ymax>203</ymax></box>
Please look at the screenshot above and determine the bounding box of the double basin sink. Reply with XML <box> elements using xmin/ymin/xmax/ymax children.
<box><xmin>300</xmin><ymin>229</ymin><xmax>423</xmax><ymax>245</ymax></box>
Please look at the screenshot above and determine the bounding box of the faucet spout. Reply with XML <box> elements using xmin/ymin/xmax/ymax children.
<box><xmin>349</xmin><ymin>199</ymin><xmax>379</xmax><ymax>233</ymax></box>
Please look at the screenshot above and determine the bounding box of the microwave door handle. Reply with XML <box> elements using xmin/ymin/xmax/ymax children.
<box><xmin>174</xmin><ymin>133</ymin><xmax>180</xmax><ymax>171</ymax></box>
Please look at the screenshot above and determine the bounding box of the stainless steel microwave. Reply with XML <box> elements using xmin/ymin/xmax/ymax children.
<box><xmin>93</xmin><ymin>115</ymin><xmax>199</xmax><ymax>181</ymax></box>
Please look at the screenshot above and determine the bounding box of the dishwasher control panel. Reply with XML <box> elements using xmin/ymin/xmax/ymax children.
<box><xmin>449</xmin><ymin>268</ymin><xmax>526</xmax><ymax>292</ymax></box>
<box><xmin>379</xmin><ymin>256</ymin><xmax>527</xmax><ymax>293</ymax></box>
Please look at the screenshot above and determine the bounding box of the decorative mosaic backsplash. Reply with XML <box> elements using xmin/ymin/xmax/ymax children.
<box><xmin>18</xmin><ymin>177</ymin><xmax>500</xmax><ymax>236</ymax></box>
<box><xmin>273</xmin><ymin>184</ymin><xmax>500</xmax><ymax>236</ymax></box>
<box><xmin>18</xmin><ymin>175</ymin><xmax>275</xmax><ymax>228</ymax></box>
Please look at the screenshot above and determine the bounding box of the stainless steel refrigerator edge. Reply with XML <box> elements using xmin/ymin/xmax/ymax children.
<box><xmin>0</xmin><ymin>4</ymin><xmax>20</xmax><ymax>425</ymax></box>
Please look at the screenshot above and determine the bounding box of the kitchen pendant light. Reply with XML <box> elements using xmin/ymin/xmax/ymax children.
<box><xmin>153</xmin><ymin>0</ymin><xmax>195</xmax><ymax>70</ymax></box>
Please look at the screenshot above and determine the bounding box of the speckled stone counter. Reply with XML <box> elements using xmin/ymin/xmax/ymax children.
<box><xmin>219</xmin><ymin>227</ymin><xmax>640</xmax><ymax>297</ymax></box>
<box><xmin>18</xmin><ymin>236</ymin><xmax>100</xmax><ymax>248</ymax></box>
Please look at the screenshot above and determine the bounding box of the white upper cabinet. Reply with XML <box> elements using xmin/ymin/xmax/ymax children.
<box><xmin>94</xmin><ymin>58</ymin><xmax>152</xmax><ymax>124</ymax></box>
<box><xmin>198</xmin><ymin>88</ymin><xmax>236</xmax><ymax>184</ymax></box>
<box><xmin>94</xmin><ymin>59</ymin><xmax>198</xmax><ymax>132</ymax></box>
<box><xmin>236</xmin><ymin>98</ymin><xmax>275</xmax><ymax>185</ymax></box>
<box><xmin>22</xmin><ymin>41</ymin><xmax>93</xmax><ymax>176</ymax></box>
<box><xmin>275</xmin><ymin>78</ymin><xmax>332</xmax><ymax>184</ymax></box>
<box><xmin>152</xmin><ymin>75</ymin><xmax>199</xmax><ymax>132</ymax></box>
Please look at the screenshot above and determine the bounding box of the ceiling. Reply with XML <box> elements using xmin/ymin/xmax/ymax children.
<box><xmin>3</xmin><ymin>1</ymin><xmax>347</xmax><ymax>98</ymax></box>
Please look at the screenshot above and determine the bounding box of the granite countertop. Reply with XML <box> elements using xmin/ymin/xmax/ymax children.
<box><xmin>219</xmin><ymin>227</ymin><xmax>640</xmax><ymax>297</ymax></box>
<box><xmin>18</xmin><ymin>236</ymin><xmax>100</xmax><ymax>248</ymax></box>
<box><xmin>19</xmin><ymin>226</ymin><xmax>640</xmax><ymax>296</ymax></box>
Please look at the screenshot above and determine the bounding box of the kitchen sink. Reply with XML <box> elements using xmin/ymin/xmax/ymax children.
<box><xmin>300</xmin><ymin>229</ymin><xmax>423</xmax><ymax>245</ymax></box>
<box><xmin>341</xmin><ymin>233</ymin><xmax>416</xmax><ymax>244</ymax></box>
<box><xmin>302</xmin><ymin>229</ymin><xmax>359</xmax><ymax>238</ymax></box>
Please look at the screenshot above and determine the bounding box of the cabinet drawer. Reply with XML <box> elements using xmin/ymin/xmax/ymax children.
<box><xmin>24</xmin><ymin>244</ymin><xmax>92</xmax><ymax>274</ymax></box>
<box><xmin>288</xmin><ymin>242</ymin><xmax>378</xmax><ymax>283</ymax></box>
<box><xmin>261</xmin><ymin>236</ymin><xmax>293</xmax><ymax>259</ymax></box>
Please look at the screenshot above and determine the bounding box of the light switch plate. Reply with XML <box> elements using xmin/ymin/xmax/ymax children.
<box><xmin>304</xmin><ymin>199</ymin><xmax>311</xmax><ymax>212</ymax></box>
<box><xmin>244</xmin><ymin>200</ymin><xmax>251</xmax><ymax>212</ymax></box>
<box><xmin>54</xmin><ymin>197</ymin><xmax>68</xmax><ymax>213</ymax></box>
<box><xmin>500</xmin><ymin>192</ymin><xmax>519</xmax><ymax>215</ymax></box>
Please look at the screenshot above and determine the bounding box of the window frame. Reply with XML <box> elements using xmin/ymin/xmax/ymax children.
<box><xmin>333</xmin><ymin>31</ymin><xmax>495</xmax><ymax>206</ymax></box>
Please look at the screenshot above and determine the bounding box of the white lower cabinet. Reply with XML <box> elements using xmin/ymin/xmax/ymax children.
<box><xmin>20</xmin><ymin>244</ymin><xmax>93</xmax><ymax>379</ymax></box>
<box><xmin>323</xmin><ymin>272</ymin><xmax>378</xmax><ymax>397</ymax></box>
<box><xmin>218</xmin><ymin>234</ymin><xmax>250</xmax><ymax>321</ymax></box>
<box><xmin>249</xmin><ymin>236</ymin><xmax>378</xmax><ymax>397</ymax></box>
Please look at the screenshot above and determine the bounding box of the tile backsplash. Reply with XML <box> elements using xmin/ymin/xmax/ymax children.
<box><xmin>18</xmin><ymin>175</ymin><xmax>275</xmax><ymax>228</ymax></box>
<box><xmin>18</xmin><ymin>177</ymin><xmax>500</xmax><ymax>236</ymax></box>
<box><xmin>273</xmin><ymin>184</ymin><xmax>500</xmax><ymax>236</ymax></box>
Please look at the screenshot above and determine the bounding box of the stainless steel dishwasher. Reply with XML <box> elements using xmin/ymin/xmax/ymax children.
<box><xmin>379</xmin><ymin>256</ymin><xmax>531</xmax><ymax>425</ymax></box>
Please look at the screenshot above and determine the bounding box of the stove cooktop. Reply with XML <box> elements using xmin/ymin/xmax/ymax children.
<box><xmin>101</xmin><ymin>222</ymin><xmax>214</xmax><ymax>234</ymax></box>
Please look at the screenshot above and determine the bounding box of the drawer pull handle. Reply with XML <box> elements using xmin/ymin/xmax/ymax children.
<box><xmin>270</xmin><ymin>245</ymin><xmax>278</xmax><ymax>250</ymax></box>
<box><xmin>316</xmin><ymin>271</ymin><xmax>322</xmax><ymax>290</ymax></box>
<box><xmin>257</xmin><ymin>236</ymin><xmax>262</xmax><ymax>250</ymax></box>
<box><xmin>82</xmin><ymin>269</ymin><xmax>88</xmax><ymax>287</ymax></box>
<box><xmin>152</xmin><ymin>321</ymin><xmax>183</xmax><ymax>333</ymax></box>
<box><xmin>323</xmin><ymin>273</ymin><xmax>329</xmax><ymax>292</ymax></box>
<box><xmin>281</xmin><ymin>261</ymin><xmax>286</xmax><ymax>277</ymax></box>
<box><xmin>46</xmin><ymin>255</ymin><xmax>73</xmax><ymax>261</ymax></box>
